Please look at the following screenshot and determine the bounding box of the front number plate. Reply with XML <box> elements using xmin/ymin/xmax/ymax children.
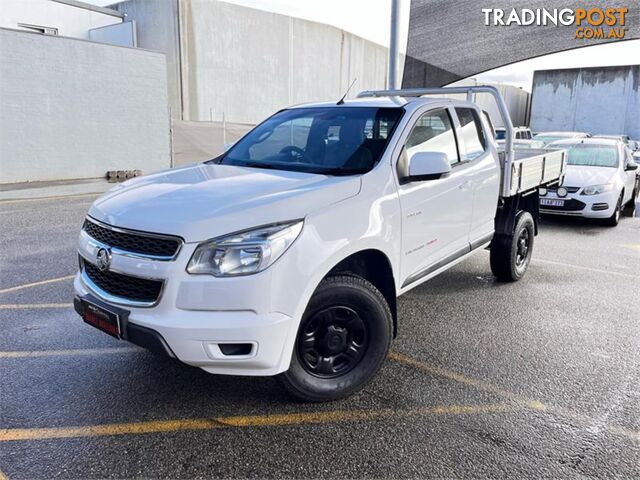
<box><xmin>540</xmin><ymin>199</ymin><xmax>565</xmax><ymax>207</ymax></box>
<box><xmin>81</xmin><ymin>300</ymin><xmax>122</xmax><ymax>339</ymax></box>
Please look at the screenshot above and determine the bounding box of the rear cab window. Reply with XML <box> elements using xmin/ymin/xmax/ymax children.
<box><xmin>455</xmin><ymin>107</ymin><xmax>486</xmax><ymax>161</ymax></box>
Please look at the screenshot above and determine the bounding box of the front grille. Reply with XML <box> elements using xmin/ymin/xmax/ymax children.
<box><xmin>541</xmin><ymin>199</ymin><xmax>586</xmax><ymax>211</ymax></box>
<box><xmin>83</xmin><ymin>219</ymin><xmax>181</xmax><ymax>258</ymax></box>
<box><xmin>82</xmin><ymin>259</ymin><xmax>163</xmax><ymax>304</ymax></box>
<box><xmin>547</xmin><ymin>186</ymin><xmax>580</xmax><ymax>194</ymax></box>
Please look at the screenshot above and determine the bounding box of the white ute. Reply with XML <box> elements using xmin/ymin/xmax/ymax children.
<box><xmin>74</xmin><ymin>87</ymin><xmax>566</xmax><ymax>401</ymax></box>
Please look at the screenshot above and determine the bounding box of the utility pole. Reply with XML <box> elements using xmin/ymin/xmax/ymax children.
<box><xmin>388</xmin><ymin>0</ymin><xmax>400</xmax><ymax>89</ymax></box>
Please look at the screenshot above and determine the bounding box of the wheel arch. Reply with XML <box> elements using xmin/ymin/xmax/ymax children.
<box><xmin>324</xmin><ymin>249</ymin><xmax>398</xmax><ymax>337</ymax></box>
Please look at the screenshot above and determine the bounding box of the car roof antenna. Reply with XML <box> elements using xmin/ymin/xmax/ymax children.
<box><xmin>337</xmin><ymin>78</ymin><xmax>357</xmax><ymax>105</ymax></box>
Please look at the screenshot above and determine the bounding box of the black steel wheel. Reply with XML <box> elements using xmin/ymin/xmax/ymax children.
<box><xmin>278</xmin><ymin>275</ymin><xmax>393</xmax><ymax>402</ymax></box>
<box><xmin>298</xmin><ymin>305</ymin><xmax>369</xmax><ymax>378</ymax></box>
<box><xmin>515</xmin><ymin>227</ymin><xmax>530</xmax><ymax>268</ymax></box>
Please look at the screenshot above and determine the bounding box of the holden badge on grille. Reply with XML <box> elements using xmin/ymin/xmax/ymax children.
<box><xmin>96</xmin><ymin>248</ymin><xmax>112</xmax><ymax>272</ymax></box>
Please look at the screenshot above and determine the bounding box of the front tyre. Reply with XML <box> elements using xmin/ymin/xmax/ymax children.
<box><xmin>278</xmin><ymin>275</ymin><xmax>393</xmax><ymax>402</ymax></box>
<box><xmin>603</xmin><ymin>193</ymin><xmax>623</xmax><ymax>226</ymax></box>
<box><xmin>490</xmin><ymin>211</ymin><xmax>535</xmax><ymax>282</ymax></box>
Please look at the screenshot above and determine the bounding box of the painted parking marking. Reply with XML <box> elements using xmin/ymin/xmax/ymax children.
<box><xmin>0</xmin><ymin>303</ymin><xmax>72</xmax><ymax>310</ymax></box>
<box><xmin>535</xmin><ymin>258</ymin><xmax>637</xmax><ymax>279</ymax></box>
<box><xmin>389</xmin><ymin>352</ymin><xmax>547</xmax><ymax>411</ymax></box>
<box><xmin>0</xmin><ymin>404</ymin><xmax>510</xmax><ymax>442</ymax></box>
<box><xmin>0</xmin><ymin>275</ymin><xmax>75</xmax><ymax>295</ymax></box>
<box><xmin>0</xmin><ymin>347</ymin><xmax>140</xmax><ymax>359</ymax></box>
<box><xmin>389</xmin><ymin>352</ymin><xmax>640</xmax><ymax>443</ymax></box>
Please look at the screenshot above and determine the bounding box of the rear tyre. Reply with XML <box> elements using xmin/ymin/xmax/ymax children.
<box><xmin>278</xmin><ymin>275</ymin><xmax>393</xmax><ymax>402</ymax></box>
<box><xmin>490</xmin><ymin>211</ymin><xmax>535</xmax><ymax>282</ymax></box>
<box><xmin>603</xmin><ymin>193</ymin><xmax>622</xmax><ymax>226</ymax></box>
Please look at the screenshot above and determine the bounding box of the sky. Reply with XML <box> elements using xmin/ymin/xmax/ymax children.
<box><xmin>91</xmin><ymin>0</ymin><xmax>639</xmax><ymax>92</ymax></box>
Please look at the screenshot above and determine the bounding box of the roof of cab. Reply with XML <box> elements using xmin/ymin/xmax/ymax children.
<box><xmin>288</xmin><ymin>95</ymin><xmax>455</xmax><ymax>110</ymax></box>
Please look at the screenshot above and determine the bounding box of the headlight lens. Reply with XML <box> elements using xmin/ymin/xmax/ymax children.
<box><xmin>581</xmin><ymin>184</ymin><xmax>613</xmax><ymax>195</ymax></box>
<box><xmin>539</xmin><ymin>187</ymin><xmax>547</xmax><ymax>196</ymax></box>
<box><xmin>186</xmin><ymin>221</ymin><xmax>303</xmax><ymax>276</ymax></box>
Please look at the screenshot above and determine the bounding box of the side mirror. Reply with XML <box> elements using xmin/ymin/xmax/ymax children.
<box><xmin>406</xmin><ymin>151</ymin><xmax>452</xmax><ymax>182</ymax></box>
<box><xmin>625</xmin><ymin>161</ymin><xmax>638</xmax><ymax>171</ymax></box>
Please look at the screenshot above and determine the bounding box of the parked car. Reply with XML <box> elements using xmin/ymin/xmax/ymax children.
<box><xmin>496</xmin><ymin>126</ymin><xmax>544</xmax><ymax>149</ymax></box>
<box><xmin>73</xmin><ymin>86</ymin><xmax>566</xmax><ymax>401</ymax></box>
<box><xmin>541</xmin><ymin>138</ymin><xmax>638</xmax><ymax>225</ymax></box>
<box><xmin>533</xmin><ymin>131</ymin><xmax>591</xmax><ymax>146</ymax></box>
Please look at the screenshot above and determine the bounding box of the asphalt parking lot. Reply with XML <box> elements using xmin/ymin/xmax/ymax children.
<box><xmin>0</xmin><ymin>194</ymin><xmax>638</xmax><ymax>479</ymax></box>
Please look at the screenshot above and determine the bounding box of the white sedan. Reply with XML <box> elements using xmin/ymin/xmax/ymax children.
<box><xmin>540</xmin><ymin>138</ymin><xmax>638</xmax><ymax>226</ymax></box>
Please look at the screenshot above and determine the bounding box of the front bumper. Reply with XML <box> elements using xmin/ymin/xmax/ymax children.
<box><xmin>74</xmin><ymin>223</ymin><xmax>301</xmax><ymax>376</ymax></box>
<box><xmin>540</xmin><ymin>190</ymin><xmax>618</xmax><ymax>218</ymax></box>
<box><xmin>75</xmin><ymin>274</ymin><xmax>294</xmax><ymax>375</ymax></box>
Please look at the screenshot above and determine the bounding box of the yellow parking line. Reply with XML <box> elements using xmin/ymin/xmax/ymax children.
<box><xmin>0</xmin><ymin>404</ymin><xmax>509</xmax><ymax>442</ymax></box>
<box><xmin>535</xmin><ymin>259</ymin><xmax>637</xmax><ymax>279</ymax></box>
<box><xmin>0</xmin><ymin>468</ymin><xmax>7</xmax><ymax>480</ymax></box>
<box><xmin>0</xmin><ymin>275</ymin><xmax>75</xmax><ymax>295</ymax></box>
<box><xmin>620</xmin><ymin>244</ymin><xmax>640</xmax><ymax>252</ymax></box>
<box><xmin>389</xmin><ymin>352</ymin><xmax>547</xmax><ymax>410</ymax></box>
<box><xmin>0</xmin><ymin>303</ymin><xmax>72</xmax><ymax>310</ymax></box>
<box><xmin>390</xmin><ymin>352</ymin><xmax>639</xmax><ymax>443</ymax></box>
<box><xmin>0</xmin><ymin>347</ymin><xmax>140</xmax><ymax>359</ymax></box>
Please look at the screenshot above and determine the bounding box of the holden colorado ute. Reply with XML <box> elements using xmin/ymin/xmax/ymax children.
<box><xmin>74</xmin><ymin>86</ymin><xmax>566</xmax><ymax>401</ymax></box>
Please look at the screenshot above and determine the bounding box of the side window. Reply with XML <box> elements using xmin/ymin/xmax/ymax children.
<box><xmin>404</xmin><ymin>108</ymin><xmax>459</xmax><ymax>165</ymax></box>
<box><xmin>455</xmin><ymin>107</ymin><xmax>486</xmax><ymax>160</ymax></box>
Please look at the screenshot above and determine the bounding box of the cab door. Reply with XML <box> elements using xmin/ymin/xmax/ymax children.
<box><xmin>396</xmin><ymin>107</ymin><xmax>473</xmax><ymax>287</ymax></box>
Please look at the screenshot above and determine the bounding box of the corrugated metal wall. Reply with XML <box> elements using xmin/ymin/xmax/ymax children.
<box><xmin>530</xmin><ymin>65</ymin><xmax>640</xmax><ymax>138</ymax></box>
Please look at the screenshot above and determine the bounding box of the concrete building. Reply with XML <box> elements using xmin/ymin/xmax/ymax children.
<box><xmin>107</xmin><ymin>0</ymin><xmax>404</xmax><ymax>163</ymax></box>
<box><xmin>0</xmin><ymin>1</ymin><xmax>170</xmax><ymax>184</ymax></box>
<box><xmin>113</xmin><ymin>0</ymin><xmax>398</xmax><ymax>125</ymax></box>
<box><xmin>530</xmin><ymin>65</ymin><xmax>640</xmax><ymax>138</ymax></box>
<box><xmin>1</xmin><ymin>0</ymin><xmax>136</xmax><ymax>46</ymax></box>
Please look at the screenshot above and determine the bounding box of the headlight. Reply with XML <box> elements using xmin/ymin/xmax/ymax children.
<box><xmin>186</xmin><ymin>221</ymin><xmax>303</xmax><ymax>276</ymax></box>
<box><xmin>581</xmin><ymin>184</ymin><xmax>613</xmax><ymax>196</ymax></box>
<box><xmin>539</xmin><ymin>187</ymin><xmax>547</xmax><ymax>196</ymax></box>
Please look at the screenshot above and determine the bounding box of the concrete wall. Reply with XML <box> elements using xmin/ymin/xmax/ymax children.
<box><xmin>112</xmin><ymin>0</ymin><xmax>183</xmax><ymax>118</ymax></box>
<box><xmin>1</xmin><ymin>0</ymin><xmax>122</xmax><ymax>39</ymax></box>
<box><xmin>114</xmin><ymin>0</ymin><xmax>393</xmax><ymax>125</ymax></box>
<box><xmin>0</xmin><ymin>28</ymin><xmax>171</xmax><ymax>184</ymax></box>
<box><xmin>183</xmin><ymin>0</ymin><xmax>391</xmax><ymax>124</ymax></box>
<box><xmin>530</xmin><ymin>65</ymin><xmax>640</xmax><ymax>138</ymax></box>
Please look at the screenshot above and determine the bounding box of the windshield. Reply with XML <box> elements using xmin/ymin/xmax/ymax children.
<box><xmin>534</xmin><ymin>134</ymin><xmax>569</xmax><ymax>145</ymax></box>
<box><xmin>219</xmin><ymin>107</ymin><xmax>404</xmax><ymax>175</ymax></box>
<box><xmin>565</xmin><ymin>145</ymin><xmax>619</xmax><ymax>168</ymax></box>
<box><xmin>495</xmin><ymin>129</ymin><xmax>506</xmax><ymax>140</ymax></box>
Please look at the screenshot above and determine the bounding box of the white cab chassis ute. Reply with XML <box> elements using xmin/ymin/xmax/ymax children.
<box><xmin>74</xmin><ymin>87</ymin><xmax>566</xmax><ymax>401</ymax></box>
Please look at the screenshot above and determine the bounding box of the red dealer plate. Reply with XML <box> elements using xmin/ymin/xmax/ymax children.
<box><xmin>541</xmin><ymin>199</ymin><xmax>565</xmax><ymax>207</ymax></box>
<box><xmin>82</xmin><ymin>300</ymin><xmax>122</xmax><ymax>339</ymax></box>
